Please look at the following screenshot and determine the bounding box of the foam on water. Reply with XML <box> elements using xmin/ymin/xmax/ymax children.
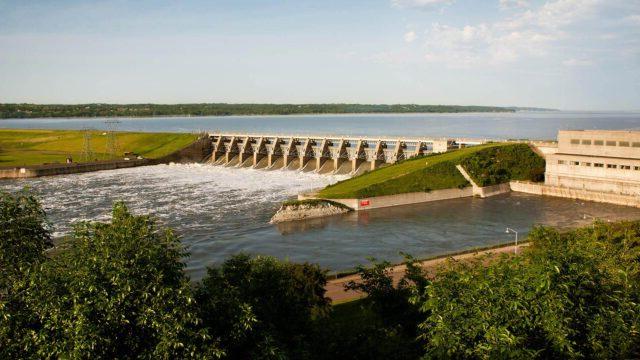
<box><xmin>0</xmin><ymin>164</ymin><xmax>348</xmax><ymax>238</ymax></box>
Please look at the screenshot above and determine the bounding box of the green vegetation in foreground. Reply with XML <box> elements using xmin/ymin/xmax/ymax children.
<box><xmin>0</xmin><ymin>103</ymin><xmax>515</xmax><ymax>119</ymax></box>
<box><xmin>318</xmin><ymin>143</ymin><xmax>503</xmax><ymax>199</ymax></box>
<box><xmin>461</xmin><ymin>143</ymin><xmax>546</xmax><ymax>186</ymax></box>
<box><xmin>282</xmin><ymin>198</ymin><xmax>353</xmax><ymax>210</ymax></box>
<box><xmin>0</xmin><ymin>129</ymin><xmax>198</xmax><ymax>166</ymax></box>
<box><xmin>2</xmin><ymin>189</ymin><xmax>640</xmax><ymax>359</ymax></box>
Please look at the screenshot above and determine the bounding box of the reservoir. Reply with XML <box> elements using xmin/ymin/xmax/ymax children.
<box><xmin>2</xmin><ymin>163</ymin><xmax>640</xmax><ymax>280</ymax></box>
<box><xmin>1</xmin><ymin>111</ymin><xmax>640</xmax><ymax>140</ymax></box>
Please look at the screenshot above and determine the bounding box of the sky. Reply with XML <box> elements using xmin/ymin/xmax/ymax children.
<box><xmin>0</xmin><ymin>0</ymin><xmax>639</xmax><ymax>110</ymax></box>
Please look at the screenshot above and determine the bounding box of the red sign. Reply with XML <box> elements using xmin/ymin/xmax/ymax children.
<box><xmin>360</xmin><ymin>200</ymin><xmax>370</xmax><ymax>207</ymax></box>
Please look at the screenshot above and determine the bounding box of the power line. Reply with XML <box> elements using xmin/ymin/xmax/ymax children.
<box><xmin>81</xmin><ymin>128</ymin><xmax>94</xmax><ymax>162</ymax></box>
<box><xmin>104</xmin><ymin>119</ymin><xmax>121</xmax><ymax>160</ymax></box>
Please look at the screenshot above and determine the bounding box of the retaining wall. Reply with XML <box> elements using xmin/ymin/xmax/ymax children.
<box><xmin>510</xmin><ymin>181</ymin><xmax>640</xmax><ymax>208</ymax></box>
<box><xmin>307</xmin><ymin>187</ymin><xmax>474</xmax><ymax>211</ymax></box>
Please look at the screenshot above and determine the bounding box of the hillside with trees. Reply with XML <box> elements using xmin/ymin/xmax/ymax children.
<box><xmin>0</xmin><ymin>103</ymin><xmax>514</xmax><ymax>119</ymax></box>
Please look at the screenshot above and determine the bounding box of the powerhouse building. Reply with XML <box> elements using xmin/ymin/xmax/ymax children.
<box><xmin>545</xmin><ymin>130</ymin><xmax>640</xmax><ymax>196</ymax></box>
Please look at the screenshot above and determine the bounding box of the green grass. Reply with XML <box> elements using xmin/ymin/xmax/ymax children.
<box><xmin>460</xmin><ymin>143</ymin><xmax>546</xmax><ymax>186</ymax></box>
<box><xmin>318</xmin><ymin>143</ymin><xmax>511</xmax><ymax>199</ymax></box>
<box><xmin>0</xmin><ymin>129</ymin><xmax>199</xmax><ymax>167</ymax></box>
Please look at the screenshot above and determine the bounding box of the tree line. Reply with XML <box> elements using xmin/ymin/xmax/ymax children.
<box><xmin>0</xmin><ymin>103</ymin><xmax>514</xmax><ymax>119</ymax></box>
<box><xmin>1</xmin><ymin>190</ymin><xmax>639</xmax><ymax>359</ymax></box>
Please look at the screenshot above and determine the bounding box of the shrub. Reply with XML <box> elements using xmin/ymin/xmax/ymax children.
<box><xmin>196</xmin><ymin>254</ymin><xmax>330</xmax><ymax>359</ymax></box>
<box><xmin>461</xmin><ymin>144</ymin><xmax>545</xmax><ymax>186</ymax></box>
<box><xmin>414</xmin><ymin>221</ymin><xmax>640</xmax><ymax>359</ymax></box>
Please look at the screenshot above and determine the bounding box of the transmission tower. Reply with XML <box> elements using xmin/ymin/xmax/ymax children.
<box><xmin>81</xmin><ymin>128</ymin><xmax>94</xmax><ymax>162</ymax></box>
<box><xmin>104</xmin><ymin>119</ymin><xmax>121</xmax><ymax>159</ymax></box>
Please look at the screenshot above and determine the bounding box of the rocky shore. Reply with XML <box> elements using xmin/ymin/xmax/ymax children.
<box><xmin>270</xmin><ymin>200</ymin><xmax>352</xmax><ymax>224</ymax></box>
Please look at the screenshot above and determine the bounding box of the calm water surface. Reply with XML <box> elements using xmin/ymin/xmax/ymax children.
<box><xmin>3</xmin><ymin>164</ymin><xmax>640</xmax><ymax>280</ymax></box>
<box><xmin>2</xmin><ymin>111</ymin><xmax>640</xmax><ymax>139</ymax></box>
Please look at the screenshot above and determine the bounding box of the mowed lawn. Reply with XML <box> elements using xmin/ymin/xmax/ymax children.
<box><xmin>0</xmin><ymin>129</ymin><xmax>199</xmax><ymax>167</ymax></box>
<box><xmin>318</xmin><ymin>143</ymin><xmax>512</xmax><ymax>199</ymax></box>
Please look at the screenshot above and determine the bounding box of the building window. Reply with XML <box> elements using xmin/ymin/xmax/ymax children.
<box><xmin>570</xmin><ymin>139</ymin><xmax>580</xmax><ymax>145</ymax></box>
<box><xmin>581</xmin><ymin>140</ymin><xmax>591</xmax><ymax>145</ymax></box>
<box><xmin>621</xmin><ymin>165</ymin><xmax>631</xmax><ymax>170</ymax></box>
<box><xmin>582</xmin><ymin>162</ymin><xmax>591</xmax><ymax>166</ymax></box>
<box><xmin>633</xmin><ymin>142</ymin><xmax>640</xmax><ymax>148</ymax></box>
<box><xmin>635</xmin><ymin>166</ymin><xmax>640</xmax><ymax>171</ymax></box>
<box><xmin>594</xmin><ymin>163</ymin><xmax>604</xmax><ymax>168</ymax></box>
<box><xmin>619</xmin><ymin>141</ymin><xmax>630</xmax><ymax>147</ymax></box>
<box><xmin>570</xmin><ymin>161</ymin><xmax>580</xmax><ymax>165</ymax></box>
<box><xmin>557</xmin><ymin>160</ymin><xmax>566</xmax><ymax>165</ymax></box>
<box><xmin>606</xmin><ymin>141</ymin><xmax>616</xmax><ymax>146</ymax></box>
<box><xmin>607</xmin><ymin>164</ymin><xmax>617</xmax><ymax>169</ymax></box>
<box><xmin>594</xmin><ymin>140</ymin><xmax>604</xmax><ymax>146</ymax></box>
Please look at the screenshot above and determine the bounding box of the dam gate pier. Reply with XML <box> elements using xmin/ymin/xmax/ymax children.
<box><xmin>209</xmin><ymin>133</ymin><xmax>491</xmax><ymax>174</ymax></box>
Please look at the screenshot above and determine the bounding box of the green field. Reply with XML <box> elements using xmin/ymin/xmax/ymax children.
<box><xmin>0</xmin><ymin>129</ymin><xmax>199</xmax><ymax>167</ymax></box>
<box><xmin>318</xmin><ymin>143</ymin><xmax>543</xmax><ymax>199</ymax></box>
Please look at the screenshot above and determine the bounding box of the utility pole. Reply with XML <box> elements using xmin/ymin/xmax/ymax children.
<box><xmin>81</xmin><ymin>128</ymin><xmax>94</xmax><ymax>162</ymax></box>
<box><xmin>104</xmin><ymin>119</ymin><xmax>121</xmax><ymax>160</ymax></box>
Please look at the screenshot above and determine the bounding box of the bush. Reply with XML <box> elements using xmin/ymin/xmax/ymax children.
<box><xmin>461</xmin><ymin>143</ymin><xmax>545</xmax><ymax>186</ymax></box>
<box><xmin>414</xmin><ymin>221</ymin><xmax>640</xmax><ymax>359</ymax></box>
<box><xmin>196</xmin><ymin>254</ymin><xmax>330</xmax><ymax>359</ymax></box>
<box><xmin>2</xmin><ymin>201</ymin><xmax>221</xmax><ymax>359</ymax></box>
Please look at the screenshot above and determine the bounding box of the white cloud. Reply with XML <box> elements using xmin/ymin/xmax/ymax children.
<box><xmin>562</xmin><ymin>58</ymin><xmax>593</xmax><ymax>66</ymax></box>
<box><xmin>499</xmin><ymin>0</ymin><xmax>530</xmax><ymax>9</ymax></box>
<box><xmin>418</xmin><ymin>0</ymin><xmax>603</xmax><ymax>67</ymax></box>
<box><xmin>625</xmin><ymin>14</ymin><xmax>640</xmax><ymax>25</ymax></box>
<box><xmin>404</xmin><ymin>31</ymin><xmax>417</xmax><ymax>43</ymax></box>
<box><xmin>391</xmin><ymin>0</ymin><xmax>453</xmax><ymax>10</ymax></box>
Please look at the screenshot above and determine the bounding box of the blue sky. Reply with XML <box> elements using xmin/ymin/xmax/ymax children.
<box><xmin>0</xmin><ymin>0</ymin><xmax>639</xmax><ymax>110</ymax></box>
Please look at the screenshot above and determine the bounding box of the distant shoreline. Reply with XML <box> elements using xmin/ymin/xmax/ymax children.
<box><xmin>0</xmin><ymin>103</ymin><xmax>560</xmax><ymax>119</ymax></box>
<box><xmin>0</xmin><ymin>110</ymin><xmax>563</xmax><ymax>121</ymax></box>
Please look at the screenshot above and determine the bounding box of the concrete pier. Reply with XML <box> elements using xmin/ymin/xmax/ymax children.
<box><xmin>209</xmin><ymin>133</ymin><xmax>491</xmax><ymax>174</ymax></box>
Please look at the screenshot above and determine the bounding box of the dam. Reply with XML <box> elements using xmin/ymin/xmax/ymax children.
<box><xmin>209</xmin><ymin>133</ymin><xmax>494</xmax><ymax>174</ymax></box>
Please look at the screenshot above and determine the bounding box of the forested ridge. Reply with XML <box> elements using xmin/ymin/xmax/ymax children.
<box><xmin>0</xmin><ymin>103</ymin><xmax>515</xmax><ymax>119</ymax></box>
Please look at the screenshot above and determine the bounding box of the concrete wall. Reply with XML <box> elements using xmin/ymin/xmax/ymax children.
<box><xmin>320</xmin><ymin>188</ymin><xmax>474</xmax><ymax>211</ymax></box>
<box><xmin>476</xmin><ymin>183</ymin><xmax>512</xmax><ymax>197</ymax></box>
<box><xmin>545</xmin><ymin>153</ymin><xmax>640</xmax><ymax>196</ymax></box>
<box><xmin>510</xmin><ymin>181</ymin><xmax>640</xmax><ymax>208</ymax></box>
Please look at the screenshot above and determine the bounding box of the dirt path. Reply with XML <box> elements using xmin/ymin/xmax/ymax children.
<box><xmin>326</xmin><ymin>243</ymin><xmax>526</xmax><ymax>303</ymax></box>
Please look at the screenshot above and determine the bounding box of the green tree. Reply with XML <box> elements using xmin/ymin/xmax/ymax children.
<box><xmin>0</xmin><ymin>189</ymin><xmax>51</xmax><ymax>289</ymax></box>
<box><xmin>414</xmin><ymin>223</ymin><xmax>640</xmax><ymax>359</ymax></box>
<box><xmin>0</xmin><ymin>190</ymin><xmax>52</xmax><ymax>358</ymax></box>
<box><xmin>196</xmin><ymin>254</ymin><xmax>330</xmax><ymax>359</ymax></box>
<box><xmin>14</xmin><ymin>202</ymin><xmax>221</xmax><ymax>359</ymax></box>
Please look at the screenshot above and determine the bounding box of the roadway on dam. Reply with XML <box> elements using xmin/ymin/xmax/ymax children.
<box><xmin>3</xmin><ymin>163</ymin><xmax>640</xmax><ymax>281</ymax></box>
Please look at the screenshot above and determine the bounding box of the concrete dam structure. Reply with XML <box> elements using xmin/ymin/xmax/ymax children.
<box><xmin>209</xmin><ymin>133</ymin><xmax>490</xmax><ymax>174</ymax></box>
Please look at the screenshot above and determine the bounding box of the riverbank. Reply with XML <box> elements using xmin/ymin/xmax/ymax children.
<box><xmin>327</xmin><ymin>242</ymin><xmax>527</xmax><ymax>303</ymax></box>
<box><xmin>0</xmin><ymin>129</ymin><xmax>199</xmax><ymax>167</ymax></box>
<box><xmin>0</xmin><ymin>131</ymin><xmax>211</xmax><ymax>179</ymax></box>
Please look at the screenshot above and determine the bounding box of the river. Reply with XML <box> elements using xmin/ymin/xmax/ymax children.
<box><xmin>1</xmin><ymin>111</ymin><xmax>640</xmax><ymax>139</ymax></box>
<box><xmin>3</xmin><ymin>164</ymin><xmax>640</xmax><ymax>280</ymax></box>
<box><xmin>3</xmin><ymin>112</ymin><xmax>640</xmax><ymax>279</ymax></box>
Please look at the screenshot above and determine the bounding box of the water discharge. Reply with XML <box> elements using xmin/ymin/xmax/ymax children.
<box><xmin>3</xmin><ymin>163</ymin><xmax>640</xmax><ymax>280</ymax></box>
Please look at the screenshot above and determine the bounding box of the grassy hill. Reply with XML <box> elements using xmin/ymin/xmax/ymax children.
<box><xmin>0</xmin><ymin>129</ymin><xmax>199</xmax><ymax>167</ymax></box>
<box><xmin>317</xmin><ymin>143</ymin><xmax>544</xmax><ymax>199</ymax></box>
